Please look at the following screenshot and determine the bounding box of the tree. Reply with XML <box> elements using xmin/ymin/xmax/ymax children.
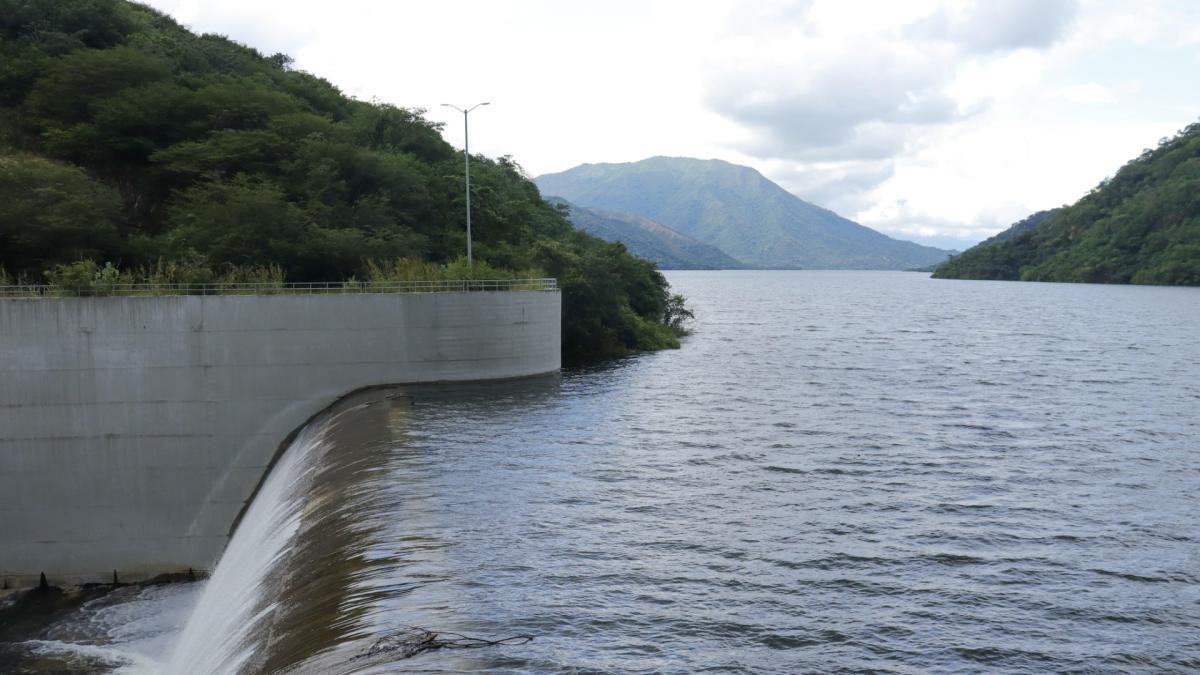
<box><xmin>0</xmin><ymin>153</ymin><xmax>122</xmax><ymax>273</ymax></box>
<box><xmin>165</xmin><ymin>175</ymin><xmax>313</xmax><ymax>271</ymax></box>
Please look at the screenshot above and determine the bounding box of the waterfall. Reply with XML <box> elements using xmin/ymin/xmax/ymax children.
<box><xmin>162</xmin><ymin>389</ymin><xmax>415</xmax><ymax>674</ymax></box>
<box><xmin>4</xmin><ymin>380</ymin><xmax>551</xmax><ymax>675</ymax></box>
<box><xmin>163</xmin><ymin>421</ymin><xmax>329</xmax><ymax>675</ymax></box>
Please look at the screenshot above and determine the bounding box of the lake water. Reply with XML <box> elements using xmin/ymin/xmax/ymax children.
<box><xmin>3</xmin><ymin>271</ymin><xmax>1199</xmax><ymax>673</ymax></box>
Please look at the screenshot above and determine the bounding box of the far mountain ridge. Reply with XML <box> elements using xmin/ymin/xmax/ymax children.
<box><xmin>549</xmin><ymin>197</ymin><xmax>745</xmax><ymax>270</ymax></box>
<box><xmin>535</xmin><ymin>156</ymin><xmax>952</xmax><ymax>270</ymax></box>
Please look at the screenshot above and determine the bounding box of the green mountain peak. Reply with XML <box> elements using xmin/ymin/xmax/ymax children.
<box><xmin>536</xmin><ymin>156</ymin><xmax>951</xmax><ymax>270</ymax></box>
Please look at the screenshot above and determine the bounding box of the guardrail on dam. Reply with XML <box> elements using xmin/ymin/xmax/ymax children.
<box><xmin>0</xmin><ymin>285</ymin><xmax>561</xmax><ymax>588</ymax></box>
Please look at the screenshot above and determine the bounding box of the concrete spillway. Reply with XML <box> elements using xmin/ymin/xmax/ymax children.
<box><xmin>0</xmin><ymin>290</ymin><xmax>560</xmax><ymax>588</ymax></box>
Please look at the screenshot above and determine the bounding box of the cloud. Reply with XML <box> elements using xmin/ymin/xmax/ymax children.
<box><xmin>151</xmin><ymin>0</ymin><xmax>315</xmax><ymax>58</ymax></box>
<box><xmin>858</xmin><ymin>197</ymin><xmax>1024</xmax><ymax>246</ymax></box>
<box><xmin>768</xmin><ymin>159</ymin><xmax>896</xmax><ymax>214</ymax></box>
<box><xmin>768</xmin><ymin>122</ymin><xmax>908</xmax><ymax>162</ymax></box>
<box><xmin>911</xmin><ymin>0</ymin><xmax>1079</xmax><ymax>53</ymax></box>
<box><xmin>703</xmin><ymin>0</ymin><xmax>1080</xmax><ymax>166</ymax></box>
<box><xmin>704</xmin><ymin>38</ymin><xmax>964</xmax><ymax>161</ymax></box>
<box><xmin>1056</xmin><ymin>83</ymin><xmax>1116</xmax><ymax>105</ymax></box>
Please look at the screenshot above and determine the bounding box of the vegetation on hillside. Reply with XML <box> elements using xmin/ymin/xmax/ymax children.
<box><xmin>934</xmin><ymin>122</ymin><xmax>1200</xmax><ymax>285</ymax></box>
<box><xmin>976</xmin><ymin>209</ymin><xmax>1061</xmax><ymax>248</ymax></box>
<box><xmin>0</xmin><ymin>0</ymin><xmax>691</xmax><ymax>360</ymax></box>
<box><xmin>549</xmin><ymin>197</ymin><xmax>745</xmax><ymax>270</ymax></box>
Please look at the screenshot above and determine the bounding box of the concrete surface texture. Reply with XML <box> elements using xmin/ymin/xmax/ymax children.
<box><xmin>0</xmin><ymin>291</ymin><xmax>561</xmax><ymax>588</ymax></box>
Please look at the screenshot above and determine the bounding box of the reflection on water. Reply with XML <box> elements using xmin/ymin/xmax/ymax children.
<box><xmin>3</xmin><ymin>271</ymin><xmax>1199</xmax><ymax>673</ymax></box>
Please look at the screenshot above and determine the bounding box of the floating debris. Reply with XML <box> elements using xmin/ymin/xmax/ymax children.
<box><xmin>357</xmin><ymin>626</ymin><xmax>534</xmax><ymax>661</ymax></box>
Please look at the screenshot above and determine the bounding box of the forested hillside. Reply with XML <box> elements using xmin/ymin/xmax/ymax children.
<box><xmin>934</xmin><ymin>122</ymin><xmax>1200</xmax><ymax>285</ymax></box>
<box><xmin>977</xmin><ymin>209</ymin><xmax>1061</xmax><ymax>248</ymax></box>
<box><xmin>0</xmin><ymin>0</ymin><xmax>688</xmax><ymax>360</ymax></box>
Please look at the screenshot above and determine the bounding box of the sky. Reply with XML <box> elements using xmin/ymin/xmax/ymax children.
<box><xmin>143</xmin><ymin>0</ymin><xmax>1200</xmax><ymax>250</ymax></box>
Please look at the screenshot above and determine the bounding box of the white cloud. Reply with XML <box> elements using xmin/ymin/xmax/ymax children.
<box><xmin>700</xmin><ymin>0</ymin><xmax>1200</xmax><ymax>243</ymax></box>
<box><xmin>945</xmin><ymin>49</ymin><xmax>1047</xmax><ymax>109</ymax></box>
<box><xmin>1056</xmin><ymin>83</ymin><xmax>1116</xmax><ymax>104</ymax></box>
<box><xmin>910</xmin><ymin>0</ymin><xmax>1079</xmax><ymax>53</ymax></box>
<box><xmin>704</xmin><ymin>39</ymin><xmax>963</xmax><ymax>160</ymax></box>
<box><xmin>159</xmin><ymin>0</ymin><xmax>315</xmax><ymax>57</ymax></box>
<box><xmin>766</xmin><ymin>159</ymin><xmax>896</xmax><ymax>215</ymax></box>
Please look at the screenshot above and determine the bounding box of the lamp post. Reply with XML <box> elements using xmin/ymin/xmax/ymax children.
<box><xmin>440</xmin><ymin>102</ymin><xmax>489</xmax><ymax>266</ymax></box>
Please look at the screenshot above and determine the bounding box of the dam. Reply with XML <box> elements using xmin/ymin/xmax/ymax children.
<box><xmin>0</xmin><ymin>282</ymin><xmax>561</xmax><ymax>589</ymax></box>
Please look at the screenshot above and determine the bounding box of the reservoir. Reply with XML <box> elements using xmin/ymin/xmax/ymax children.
<box><xmin>2</xmin><ymin>270</ymin><xmax>1198</xmax><ymax>673</ymax></box>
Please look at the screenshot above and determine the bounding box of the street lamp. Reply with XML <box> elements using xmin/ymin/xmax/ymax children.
<box><xmin>440</xmin><ymin>102</ymin><xmax>489</xmax><ymax>266</ymax></box>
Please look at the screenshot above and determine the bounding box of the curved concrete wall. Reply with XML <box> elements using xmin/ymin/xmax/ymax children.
<box><xmin>0</xmin><ymin>291</ymin><xmax>560</xmax><ymax>587</ymax></box>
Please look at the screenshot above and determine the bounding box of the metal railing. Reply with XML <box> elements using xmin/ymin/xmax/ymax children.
<box><xmin>0</xmin><ymin>278</ymin><xmax>558</xmax><ymax>298</ymax></box>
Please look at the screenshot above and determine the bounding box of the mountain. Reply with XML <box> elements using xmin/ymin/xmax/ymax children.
<box><xmin>535</xmin><ymin>156</ymin><xmax>952</xmax><ymax>270</ymax></box>
<box><xmin>549</xmin><ymin>197</ymin><xmax>744</xmax><ymax>269</ymax></box>
<box><xmin>934</xmin><ymin>121</ymin><xmax>1200</xmax><ymax>285</ymax></box>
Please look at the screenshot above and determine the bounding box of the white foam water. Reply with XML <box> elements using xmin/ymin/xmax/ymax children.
<box><xmin>163</xmin><ymin>423</ymin><xmax>329</xmax><ymax>675</ymax></box>
<box><xmin>13</xmin><ymin>583</ymin><xmax>203</xmax><ymax>674</ymax></box>
<box><xmin>24</xmin><ymin>639</ymin><xmax>161</xmax><ymax>673</ymax></box>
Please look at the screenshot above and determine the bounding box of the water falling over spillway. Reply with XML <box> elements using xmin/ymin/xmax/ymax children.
<box><xmin>164</xmin><ymin>390</ymin><xmax>413</xmax><ymax>674</ymax></box>
<box><xmin>0</xmin><ymin>379</ymin><xmax>555</xmax><ymax>674</ymax></box>
<box><xmin>164</xmin><ymin>421</ymin><xmax>327</xmax><ymax>673</ymax></box>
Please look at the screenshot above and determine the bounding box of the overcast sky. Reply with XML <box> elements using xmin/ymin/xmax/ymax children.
<box><xmin>144</xmin><ymin>0</ymin><xmax>1200</xmax><ymax>249</ymax></box>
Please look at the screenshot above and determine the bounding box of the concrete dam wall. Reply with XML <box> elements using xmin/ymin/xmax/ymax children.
<box><xmin>0</xmin><ymin>290</ymin><xmax>560</xmax><ymax>588</ymax></box>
